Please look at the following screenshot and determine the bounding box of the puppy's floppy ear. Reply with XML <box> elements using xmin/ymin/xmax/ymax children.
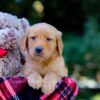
<box><xmin>21</xmin><ymin>30</ymin><xmax>28</xmax><ymax>53</ymax></box>
<box><xmin>56</xmin><ymin>31</ymin><xmax>63</xmax><ymax>56</ymax></box>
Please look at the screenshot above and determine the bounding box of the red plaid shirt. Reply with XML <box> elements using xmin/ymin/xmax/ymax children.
<box><xmin>0</xmin><ymin>77</ymin><xmax>78</xmax><ymax>100</ymax></box>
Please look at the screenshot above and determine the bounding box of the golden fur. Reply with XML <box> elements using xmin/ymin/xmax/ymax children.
<box><xmin>20</xmin><ymin>23</ymin><xmax>68</xmax><ymax>94</ymax></box>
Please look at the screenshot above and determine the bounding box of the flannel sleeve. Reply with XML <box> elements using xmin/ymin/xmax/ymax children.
<box><xmin>0</xmin><ymin>77</ymin><xmax>78</xmax><ymax>100</ymax></box>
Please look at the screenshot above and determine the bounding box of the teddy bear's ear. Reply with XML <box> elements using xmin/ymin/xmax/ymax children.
<box><xmin>19</xmin><ymin>18</ymin><xmax>30</xmax><ymax>33</ymax></box>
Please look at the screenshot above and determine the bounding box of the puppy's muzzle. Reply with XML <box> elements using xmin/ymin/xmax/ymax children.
<box><xmin>35</xmin><ymin>46</ymin><xmax>43</xmax><ymax>54</ymax></box>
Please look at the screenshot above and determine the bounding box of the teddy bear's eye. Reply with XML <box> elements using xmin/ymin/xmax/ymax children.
<box><xmin>0</xmin><ymin>27</ymin><xmax>3</xmax><ymax>29</ymax></box>
<box><xmin>31</xmin><ymin>36</ymin><xmax>36</xmax><ymax>40</ymax></box>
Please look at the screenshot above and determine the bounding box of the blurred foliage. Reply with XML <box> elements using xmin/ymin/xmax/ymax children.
<box><xmin>0</xmin><ymin>0</ymin><xmax>84</xmax><ymax>33</ymax></box>
<box><xmin>63</xmin><ymin>16</ymin><xmax>100</xmax><ymax>100</ymax></box>
<box><xmin>63</xmin><ymin>16</ymin><xmax>100</xmax><ymax>77</ymax></box>
<box><xmin>91</xmin><ymin>93</ymin><xmax>100</xmax><ymax>100</ymax></box>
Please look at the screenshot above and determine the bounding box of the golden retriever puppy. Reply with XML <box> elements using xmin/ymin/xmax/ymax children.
<box><xmin>20</xmin><ymin>23</ymin><xmax>68</xmax><ymax>94</ymax></box>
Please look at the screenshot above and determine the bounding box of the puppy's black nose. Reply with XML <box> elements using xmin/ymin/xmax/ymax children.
<box><xmin>35</xmin><ymin>46</ymin><xmax>43</xmax><ymax>53</ymax></box>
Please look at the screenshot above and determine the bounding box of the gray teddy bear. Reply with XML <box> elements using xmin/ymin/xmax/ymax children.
<box><xmin>0</xmin><ymin>12</ymin><xmax>30</xmax><ymax>76</ymax></box>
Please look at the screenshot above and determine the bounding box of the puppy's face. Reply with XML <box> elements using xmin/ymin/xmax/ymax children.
<box><xmin>22</xmin><ymin>23</ymin><xmax>63</xmax><ymax>62</ymax></box>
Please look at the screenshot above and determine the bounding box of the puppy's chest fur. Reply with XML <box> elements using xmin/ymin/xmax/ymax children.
<box><xmin>22</xmin><ymin>56</ymin><xmax>65</xmax><ymax>77</ymax></box>
<box><xmin>23</xmin><ymin>60</ymin><xmax>55</xmax><ymax>76</ymax></box>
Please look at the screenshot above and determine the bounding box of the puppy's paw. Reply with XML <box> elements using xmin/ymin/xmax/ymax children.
<box><xmin>42</xmin><ymin>77</ymin><xmax>58</xmax><ymax>94</ymax></box>
<box><xmin>28</xmin><ymin>73</ymin><xmax>42</xmax><ymax>89</ymax></box>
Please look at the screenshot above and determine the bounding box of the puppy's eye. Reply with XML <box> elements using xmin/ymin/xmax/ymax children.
<box><xmin>46</xmin><ymin>37</ymin><xmax>52</xmax><ymax>41</ymax></box>
<box><xmin>31</xmin><ymin>36</ymin><xmax>36</xmax><ymax>40</ymax></box>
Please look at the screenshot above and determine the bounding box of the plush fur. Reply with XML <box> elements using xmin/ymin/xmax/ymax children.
<box><xmin>20</xmin><ymin>23</ymin><xmax>68</xmax><ymax>94</ymax></box>
<box><xmin>0</xmin><ymin>12</ymin><xmax>29</xmax><ymax>76</ymax></box>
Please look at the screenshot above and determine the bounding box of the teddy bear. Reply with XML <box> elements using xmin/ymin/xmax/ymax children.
<box><xmin>0</xmin><ymin>12</ymin><xmax>30</xmax><ymax>76</ymax></box>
